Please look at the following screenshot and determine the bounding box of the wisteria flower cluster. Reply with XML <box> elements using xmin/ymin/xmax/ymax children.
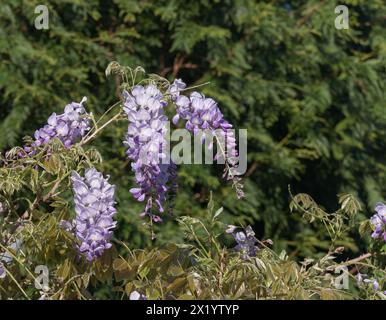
<box><xmin>370</xmin><ymin>202</ymin><xmax>386</xmax><ymax>241</ymax></box>
<box><xmin>169</xmin><ymin>79</ymin><xmax>244</xmax><ymax>199</ymax></box>
<box><xmin>71</xmin><ymin>168</ymin><xmax>117</xmax><ymax>261</ymax></box>
<box><xmin>22</xmin><ymin>97</ymin><xmax>90</xmax><ymax>155</ymax></box>
<box><xmin>121</xmin><ymin>79</ymin><xmax>243</xmax><ymax>222</ymax></box>
<box><xmin>123</xmin><ymin>85</ymin><xmax>177</xmax><ymax>222</ymax></box>
<box><xmin>226</xmin><ymin>225</ymin><xmax>258</xmax><ymax>259</ymax></box>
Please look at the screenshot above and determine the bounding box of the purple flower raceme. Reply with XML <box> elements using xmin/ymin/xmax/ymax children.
<box><xmin>122</xmin><ymin>80</ymin><xmax>243</xmax><ymax>221</ymax></box>
<box><xmin>123</xmin><ymin>85</ymin><xmax>177</xmax><ymax>222</ymax></box>
<box><xmin>70</xmin><ymin>168</ymin><xmax>117</xmax><ymax>262</ymax></box>
<box><xmin>21</xmin><ymin>97</ymin><xmax>90</xmax><ymax>156</ymax></box>
<box><xmin>169</xmin><ymin>79</ymin><xmax>244</xmax><ymax>199</ymax></box>
<box><xmin>370</xmin><ymin>202</ymin><xmax>386</xmax><ymax>241</ymax></box>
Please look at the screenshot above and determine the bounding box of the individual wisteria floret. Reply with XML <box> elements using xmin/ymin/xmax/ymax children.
<box><xmin>0</xmin><ymin>239</ymin><xmax>22</xmax><ymax>264</ymax></box>
<box><xmin>0</xmin><ymin>263</ymin><xmax>5</xmax><ymax>279</ymax></box>
<box><xmin>227</xmin><ymin>225</ymin><xmax>258</xmax><ymax>259</ymax></box>
<box><xmin>0</xmin><ymin>239</ymin><xmax>22</xmax><ymax>279</ymax></box>
<box><xmin>370</xmin><ymin>202</ymin><xmax>386</xmax><ymax>241</ymax></box>
<box><xmin>167</xmin><ymin>78</ymin><xmax>186</xmax><ymax>100</ymax></box>
<box><xmin>357</xmin><ymin>273</ymin><xmax>384</xmax><ymax>293</ymax></box>
<box><xmin>364</xmin><ymin>279</ymin><xmax>380</xmax><ymax>291</ymax></box>
<box><xmin>129</xmin><ymin>290</ymin><xmax>147</xmax><ymax>300</ymax></box>
<box><xmin>22</xmin><ymin>97</ymin><xmax>90</xmax><ymax>156</ymax></box>
<box><xmin>169</xmin><ymin>79</ymin><xmax>244</xmax><ymax>199</ymax></box>
<box><xmin>71</xmin><ymin>168</ymin><xmax>117</xmax><ymax>262</ymax></box>
<box><xmin>123</xmin><ymin>85</ymin><xmax>177</xmax><ymax>222</ymax></box>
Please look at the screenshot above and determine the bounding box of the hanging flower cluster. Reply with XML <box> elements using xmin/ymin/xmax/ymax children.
<box><xmin>121</xmin><ymin>79</ymin><xmax>243</xmax><ymax>222</ymax></box>
<box><xmin>123</xmin><ymin>85</ymin><xmax>177</xmax><ymax>222</ymax></box>
<box><xmin>170</xmin><ymin>79</ymin><xmax>244</xmax><ymax>199</ymax></box>
<box><xmin>22</xmin><ymin>97</ymin><xmax>90</xmax><ymax>155</ymax></box>
<box><xmin>71</xmin><ymin>168</ymin><xmax>117</xmax><ymax>261</ymax></box>
<box><xmin>370</xmin><ymin>202</ymin><xmax>386</xmax><ymax>241</ymax></box>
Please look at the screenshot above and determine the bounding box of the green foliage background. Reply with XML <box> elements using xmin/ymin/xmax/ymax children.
<box><xmin>0</xmin><ymin>0</ymin><xmax>385</xmax><ymax>258</ymax></box>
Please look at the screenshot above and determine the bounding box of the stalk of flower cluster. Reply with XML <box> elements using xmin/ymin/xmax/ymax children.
<box><xmin>123</xmin><ymin>85</ymin><xmax>177</xmax><ymax>222</ymax></box>
<box><xmin>169</xmin><ymin>79</ymin><xmax>244</xmax><ymax>199</ymax></box>
<box><xmin>21</xmin><ymin>97</ymin><xmax>90</xmax><ymax>156</ymax></box>
<box><xmin>71</xmin><ymin>168</ymin><xmax>117</xmax><ymax>261</ymax></box>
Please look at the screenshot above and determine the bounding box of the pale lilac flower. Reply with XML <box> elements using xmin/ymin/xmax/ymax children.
<box><xmin>370</xmin><ymin>202</ymin><xmax>386</xmax><ymax>241</ymax></box>
<box><xmin>225</xmin><ymin>225</ymin><xmax>237</xmax><ymax>234</ymax></box>
<box><xmin>71</xmin><ymin>168</ymin><xmax>117</xmax><ymax>262</ymax></box>
<box><xmin>228</xmin><ymin>225</ymin><xmax>258</xmax><ymax>259</ymax></box>
<box><xmin>168</xmin><ymin>78</ymin><xmax>186</xmax><ymax>100</ymax></box>
<box><xmin>0</xmin><ymin>263</ymin><xmax>5</xmax><ymax>279</ymax></box>
<box><xmin>129</xmin><ymin>290</ymin><xmax>147</xmax><ymax>300</ymax></box>
<box><xmin>0</xmin><ymin>239</ymin><xmax>22</xmax><ymax>265</ymax></box>
<box><xmin>356</xmin><ymin>273</ymin><xmax>363</xmax><ymax>284</ymax></box>
<box><xmin>21</xmin><ymin>97</ymin><xmax>90</xmax><ymax>156</ymax></box>
<box><xmin>364</xmin><ymin>278</ymin><xmax>381</xmax><ymax>291</ymax></box>
<box><xmin>123</xmin><ymin>85</ymin><xmax>177</xmax><ymax>221</ymax></box>
<box><xmin>59</xmin><ymin>220</ymin><xmax>73</xmax><ymax>232</ymax></box>
<box><xmin>169</xmin><ymin>80</ymin><xmax>244</xmax><ymax>199</ymax></box>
